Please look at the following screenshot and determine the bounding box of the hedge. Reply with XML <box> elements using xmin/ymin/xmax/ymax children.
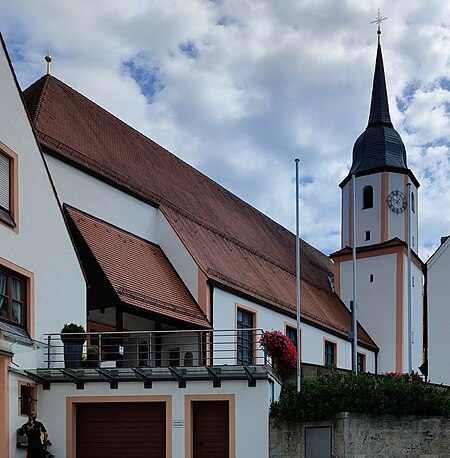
<box><xmin>270</xmin><ymin>371</ymin><xmax>450</xmax><ymax>421</ymax></box>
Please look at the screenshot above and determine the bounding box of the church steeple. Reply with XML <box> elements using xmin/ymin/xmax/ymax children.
<box><xmin>368</xmin><ymin>45</ymin><xmax>392</xmax><ymax>127</ymax></box>
<box><xmin>344</xmin><ymin>42</ymin><xmax>408</xmax><ymax>180</ymax></box>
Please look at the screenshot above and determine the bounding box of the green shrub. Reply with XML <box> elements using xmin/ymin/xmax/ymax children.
<box><xmin>270</xmin><ymin>371</ymin><xmax>450</xmax><ymax>421</ymax></box>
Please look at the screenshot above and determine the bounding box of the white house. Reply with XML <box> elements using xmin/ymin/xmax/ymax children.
<box><xmin>426</xmin><ymin>236</ymin><xmax>450</xmax><ymax>385</ymax></box>
<box><xmin>0</xmin><ymin>34</ymin><xmax>85</xmax><ymax>456</ymax></box>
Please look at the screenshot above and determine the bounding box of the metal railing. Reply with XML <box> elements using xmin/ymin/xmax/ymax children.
<box><xmin>44</xmin><ymin>328</ymin><xmax>269</xmax><ymax>369</ymax></box>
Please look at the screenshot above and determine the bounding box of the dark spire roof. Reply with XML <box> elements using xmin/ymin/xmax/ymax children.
<box><xmin>344</xmin><ymin>44</ymin><xmax>409</xmax><ymax>182</ymax></box>
<box><xmin>368</xmin><ymin>44</ymin><xmax>392</xmax><ymax>126</ymax></box>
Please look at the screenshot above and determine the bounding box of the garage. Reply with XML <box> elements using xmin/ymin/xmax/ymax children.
<box><xmin>76</xmin><ymin>402</ymin><xmax>166</xmax><ymax>458</ymax></box>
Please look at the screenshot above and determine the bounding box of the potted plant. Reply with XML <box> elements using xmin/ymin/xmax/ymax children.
<box><xmin>61</xmin><ymin>323</ymin><xmax>86</xmax><ymax>368</ymax></box>
<box><xmin>85</xmin><ymin>345</ymin><xmax>100</xmax><ymax>368</ymax></box>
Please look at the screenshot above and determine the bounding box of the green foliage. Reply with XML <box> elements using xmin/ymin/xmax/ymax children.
<box><xmin>271</xmin><ymin>371</ymin><xmax>450</xmax><ymax>421</ymax></box>
<box><xmin>60</xmin><ymin>322</ymin><xmax>86</xmax><ymax>343</ymax></box>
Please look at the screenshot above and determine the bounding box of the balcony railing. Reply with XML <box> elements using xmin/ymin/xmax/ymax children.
<box><xmin>44</xmin><ymin>328</ymin><xmax>270</xmax><ymax>370</ymax></box>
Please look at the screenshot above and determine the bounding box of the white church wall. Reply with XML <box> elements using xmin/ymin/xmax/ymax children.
<box><xmin>355</xmin><ymin>174</ymin><xmax>382</xmax><ymax>247</ymax></box>
<box><xmin>341</xmin><ymin>184</ymin><xmax>350</xmax><ymax>247</ymax></box>
<box><xmin>405</xmin><ymin>258</ymin><xmax>424</xmax><ymax>374</ymax></box>
<box><xmin>44</xmin><ymin>154</ymin><xmax>159</xmax><ymax>243</ymax></box>
<box><xmin>427</xmin><ymin>241</ymin><xmax>450</xmax><ymax>385</ymax></box>
<box><xmin>387</xmin><ymin>172</ymin><xmax>419</xmax><ymax>243</ymax></box>
<box><xmin>339</xmin><ymin>254</ymin><xmax>397</xmax><ymax>373</ymax></box>
<box><xmin>157</xmin><ymin>212</ymin><xmax>199</xmax><ymax>302</ymax></box>
<box><xmin>213</xmin><ymin>288</ymin><xmax>376</xmax><ymax>372</ymax></box>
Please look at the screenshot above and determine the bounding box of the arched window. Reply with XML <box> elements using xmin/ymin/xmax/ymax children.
<box><xmin>411</xmin><ymin>192</ymin><xmax>415</xmax><ymax>213</ymax></box>
<box><xmin>363</xmin><ymin>186</ymin><xmax>373</xmax><ymax>209</ymax></box>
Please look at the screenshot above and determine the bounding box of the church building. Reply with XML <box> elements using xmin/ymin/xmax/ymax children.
<box><xmin>0</xmin><ymin>23</ymin><xmax>428</xmax><ymax>457</ymax></box>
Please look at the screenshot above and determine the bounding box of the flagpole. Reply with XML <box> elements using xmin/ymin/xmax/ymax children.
<box><xmin>295</xmin><ymin>158</ymin><xmax>301</xmax><ymax>392</ymax></box>
<box><xmin>352</xmin><ymin>173</ymin><xmax>358</xmax><ymax>374</ymax></box>
<box><xmin>407</xmin><ymin>182</ymin><xmax>412</xmax><ymax>374</ymax></box>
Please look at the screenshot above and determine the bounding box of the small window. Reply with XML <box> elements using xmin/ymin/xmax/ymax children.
<box><xmin>0</xmin><ymin>268</ymin><xmax>26</xmax><ymax>327</ymax></box>
<box><xmin>411</xmin><ymin>192</ymin><xmax>415</xmax><ymax>213</ymax></box>
<box><xmin>369</xmin><ymin>274</ymin><xmax>374</xmax><ymax>283</ymax></box>
<box><xmin>365</xmin><ymin>231</ymin><xmax>370</xmax><ymax>241</ymax></box>
<box><xmin>357</xmin><ymin>353</ymin><xmax>366</xmax><ymax>373</ymax></box>
<box><xmin>0</xmin><ymin>152</ymin><xmax>10</xmax><ymax>211</ymax></box>
<box><xmin>412</xmin><ymin>276</ymin><xmax>415</xmax><ymax>287</ymax></box>
<box><xmin>412</xmin><ymin>236</ymin><xmax>415</xmax><ymax>247</ymax></box>
<box><xmin>19</xmin><ymin>383</ymin><xmax>37</xmax><ymax>416</ymax></box>
<box><xmin>0</xmin><ymin>147</ymin><xmax>17</xmax><ymax>229</ymax></box>
<box><xmin>362</xmin><ymin>186</ymin><xmax>373</xmax><ymax>209</ymax></box>
<box><xmin>286</xmin><ymin>325</ymin><xmax>297</xmax><ymax>348</ymax></box>
<box><xmin>324</xmin><ymin>340</ymin><xmax>336</xmax><ymax>366</ymax></box>
<box><xmin>237</xmin><ymin>308</ymin><xmax>254</xmax><ymax>365</ymax></box>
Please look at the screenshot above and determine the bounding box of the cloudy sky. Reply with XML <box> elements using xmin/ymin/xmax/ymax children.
<box><xmin>1</xmin><ymin>0</ymin><xmax>450</xmax><ymax>259</ymax></box>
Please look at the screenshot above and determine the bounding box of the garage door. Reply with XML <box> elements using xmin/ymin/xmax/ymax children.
<box><xmin>76</xmin><ymin>402</ymin><xmax>166</xmax><ymax>458</ymax></box>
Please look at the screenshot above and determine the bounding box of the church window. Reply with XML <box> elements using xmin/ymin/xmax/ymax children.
<box><xmin>286</xmin><ymin>325</ymin><xmax>297</xmax><ymax>348</ymax></box>
<box><xmin>411</xmin><ymin>192</ymin><xmax>415</xmax><ymax>213</ymax></box>
<box><xmin>324</xmin><ymin>339</ymin><xmax>336</xmax><ymax>366</ymax></box>
<box><xmin>357</xmin><ymin>353</ymin><xmax>366</xmax><ymax>373</ymax></box>
<box><xmin>362</xmin><ymin>186</ymin><xmax>373</xmax><ymax>209</ymax></box>
<box><xmin>369</xmin><ymin>274</ymin><xmax>374</xmax><ymax>283</ymax></box>
<box><xmin>237</xmin><ymin>307</ymin><xmax>255</xmax><ymax>365</ymax></box>
<box><xmin>365</xmin><ymin>231</ymin><xmax>370</xmax><ymax>241</ymax></box>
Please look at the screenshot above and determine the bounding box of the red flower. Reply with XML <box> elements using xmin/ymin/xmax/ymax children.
<box><xmin>260</xmin><ymin>330</ymin><xmax>298</xmax><ymax>380</ymax></box>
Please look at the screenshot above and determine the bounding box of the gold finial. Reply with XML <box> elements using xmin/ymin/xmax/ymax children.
<box><xmin>45</xmin><ymin>48</ymin><xmax>52</xmax><ymax>75</ymax></box>
<box><xmin>370</xmin><ymin>9</ymin><xmax>388</xmax><ymax>45</ymax></box>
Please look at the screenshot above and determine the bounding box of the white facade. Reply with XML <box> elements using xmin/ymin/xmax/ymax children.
<box><xmin>213</xmin><ymin>288</ymin><xmax>376</xmax><ymax>373</ymax></box>
<box><xmin>427</xmin><ymin>238</ymin><xmax>450</xmax><ymax>385</ymax></box>
<box><xmin>341</xmin><ymin>172</ymin><xmax>419</xmax><ymax>251</ymax></box>
<box><xmin>0</xmin><ymin>40</ymin><xmax>85</xmax><ymax>454</ymax></box>
<box><xmin>338</xmin><ymin>252</ymin><xmax>423</xmax><ymax>373</ymax></box>
<box><xmin>9</xmin><ymin>377</ymin><xmax>275</xmax><ymax>458</ymax></box>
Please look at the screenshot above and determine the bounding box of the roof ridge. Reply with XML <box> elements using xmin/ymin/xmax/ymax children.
<box><xmin>25</xmin><ymin>74</ymin><xmax>51</xmax><ymax>127</ymax></box>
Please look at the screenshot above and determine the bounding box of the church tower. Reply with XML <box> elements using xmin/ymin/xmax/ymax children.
<box><xmin>331</xmin><ymin>33</ymin><xmax>424</xmax><ymax>374</ymax></box>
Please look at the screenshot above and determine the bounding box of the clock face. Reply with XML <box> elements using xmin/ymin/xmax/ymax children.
<box><xmin>387</xmin><ymin>190</ymin><xmax>407</xmax><ymax>213</ymax></box>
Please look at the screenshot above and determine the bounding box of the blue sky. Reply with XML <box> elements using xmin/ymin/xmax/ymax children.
<box><xmin>1</xmin><ymin>0</ymin><xmax>450</xmax><ymax>259</ymax></box>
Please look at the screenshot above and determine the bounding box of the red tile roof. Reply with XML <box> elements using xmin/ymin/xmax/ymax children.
<box><xmin>24</xmin><ymin>75</ymin><xmax>377</xmax><ymax>349</ymax></box>
<box><xmin>66</xmin><ymin>206</ymin><xmax>210</xmax><ymax>328</ymax></box>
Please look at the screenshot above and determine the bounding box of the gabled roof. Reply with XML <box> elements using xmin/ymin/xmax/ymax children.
<box><xmin>23</xmin><ymin>74</ymin><xmax>377</xmax><ymax>349</ymax></box>
<box><xmin>65</xmin><ymin>206</ymin><xmax>210</xmax><ymax>328</ymax></box>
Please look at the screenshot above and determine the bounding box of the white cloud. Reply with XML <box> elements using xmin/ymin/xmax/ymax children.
<box><xmin>1</xmin><ymin>0</ymin><xmax>450</xmax><ymax>260</ymax></box>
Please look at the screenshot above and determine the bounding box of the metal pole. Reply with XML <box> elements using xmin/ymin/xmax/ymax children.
<box><xmin>295</xmin><ymin>158</ymin><xmax>301</xmax><ymax>392</ymax></box>
<box><xmin>352</xmin><ymin>174</ymin><xmax>358</xmax><ymax>374</ymax></box>
<box><xmin>407</xmin><ymin>182</ymin><xmax>412</xmax><ymax>374</ymax></box>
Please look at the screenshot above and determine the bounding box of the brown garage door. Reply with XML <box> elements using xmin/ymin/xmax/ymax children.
<box><xmin>193</xmin><ymin>401</ymin><xmax>229</xmax><ymax>458</ymax></box>
<box><xmin>76</xmin><ymin>402</ymin><xmax>166</xmax><ymax>458</ymax></box>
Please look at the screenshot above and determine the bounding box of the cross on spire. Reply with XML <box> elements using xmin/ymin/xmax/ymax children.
<box><xmin>370</xmin><ymin>9</ymin><xmax>388</xmax><ymax>44</ymax></box>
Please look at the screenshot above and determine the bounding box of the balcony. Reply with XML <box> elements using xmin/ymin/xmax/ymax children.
<box><xmin>25</xmin><ymin>329</ymin><xmax>273</xmax><ymax>389</ymax></box>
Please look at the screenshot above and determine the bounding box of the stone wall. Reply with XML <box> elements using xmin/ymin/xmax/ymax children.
<box><xmin>270</xmin><ymin>412</ymin><xmax>450</xmax><ymax>457</ymax></box>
